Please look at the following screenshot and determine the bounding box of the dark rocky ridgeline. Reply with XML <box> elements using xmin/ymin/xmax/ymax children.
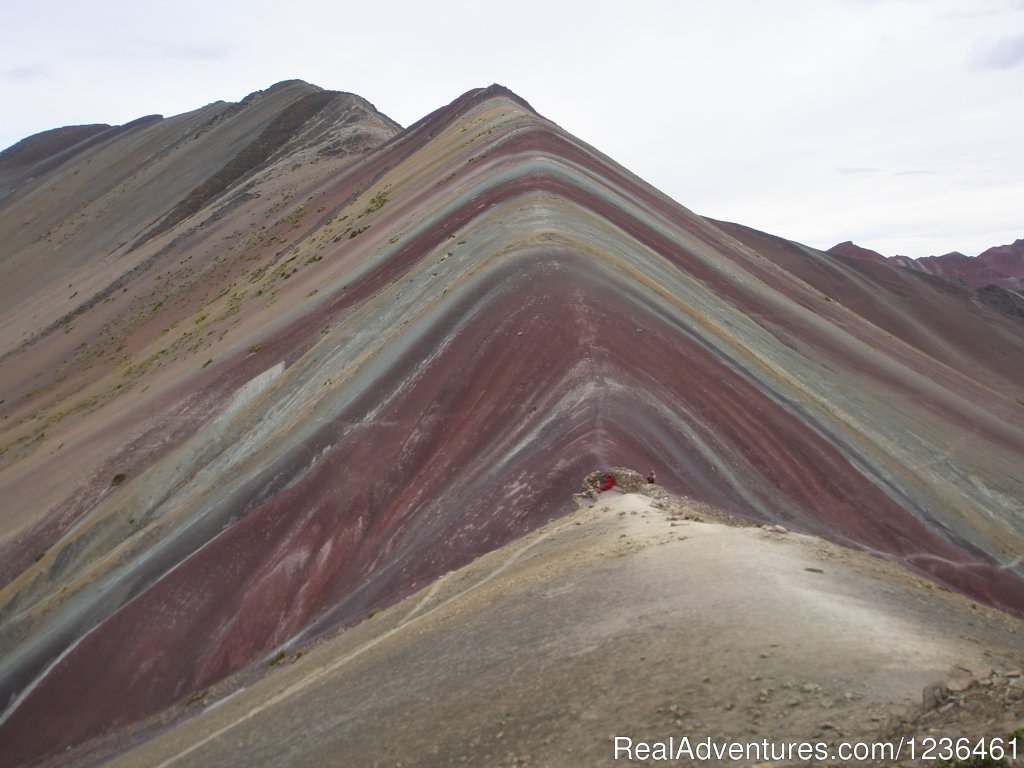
<box><xmin>138</xmin><ymin>89</ymin><xmax>341</xmax><ymax>246</ymax></box>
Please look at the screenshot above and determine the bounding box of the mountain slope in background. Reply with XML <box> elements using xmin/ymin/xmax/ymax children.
<box><xmin>1</xmin><ymin>82</ymin><xmax>1023</xmax><ymax>766</ymax></box>
<box><xmin>829</xmin><ymin>238</ymin><xmax>1024</xmax><ymax>291</ymax></box>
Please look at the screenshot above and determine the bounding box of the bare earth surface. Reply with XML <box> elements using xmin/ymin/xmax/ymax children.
<box><xmin>96</xmin><ymin>489</ymin><xmax>1024</xmax><ymax>768</ymax></box>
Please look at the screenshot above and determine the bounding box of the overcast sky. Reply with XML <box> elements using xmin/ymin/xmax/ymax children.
<box><xmin>2</xmin><ymin>0</ymin><xmax>1022</xmax><ymax>258</ymax></box>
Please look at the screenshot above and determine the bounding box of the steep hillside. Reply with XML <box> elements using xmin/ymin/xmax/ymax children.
<box><xmin>0</xmin><ymin>79</ymin><xmax>399</xmax><ymax>353</ymax></box>
<box><xmin>1</xmin><ymin>83</ymin><xmax>1022</xmax><ymax>766</ymax></box>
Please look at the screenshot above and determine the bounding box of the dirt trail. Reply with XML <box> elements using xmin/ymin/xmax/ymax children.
<box><xmin>92</xmin><ymin>489</ymin><xmax>1024</xmax><ymax>767</ymax></box>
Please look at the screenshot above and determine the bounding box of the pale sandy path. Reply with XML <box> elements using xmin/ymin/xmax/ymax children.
<box><xmin>104</xmin><ymin>491</ymin><xmax>1024</xmax><ymax>767</ymax></box>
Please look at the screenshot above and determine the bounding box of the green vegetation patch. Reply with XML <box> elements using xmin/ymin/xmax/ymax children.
<box><xmin>364</xmin><ymin>189</ymin><xmax>389</xmax><ymax>214</ymax></box>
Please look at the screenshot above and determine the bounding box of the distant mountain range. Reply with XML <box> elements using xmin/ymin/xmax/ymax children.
<box><xmin>829</xmin><ymin>238</ymin><xmax>1024</xmax><ymax>291</ymax></box>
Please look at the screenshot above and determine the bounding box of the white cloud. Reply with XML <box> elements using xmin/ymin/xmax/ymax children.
<box><xmin>3</xmin><ymin>63</ymin><xmax>50</xmax><ymax>81</ymax></box>
<box><xmin>1</xmin><ymin>0</ymin><xmax>1021</xmax><ymax>258</ymax></box>
<box><xmin>158</xmin><ymin>43</ymin><xmax>231</xmax><ymax>61</ymax></box>
<box><xmin>971</xmin><ymin>33</ymin><xmax>1024</xmax><ymax>69</ymax></box>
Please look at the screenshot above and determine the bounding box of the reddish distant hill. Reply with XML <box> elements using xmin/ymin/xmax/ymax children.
<box><xmin>978</xmin><ymin>238</ymin><xmax>1024</xmax><ymax>279</ymax></box>
<box><xmin>830</xmin><ymin>239</ymin><xmax>1024</xmax><ymax>290</ymax></box>
<box><xmin>827</xmin><ymin>240</ymin><xmax>886</xmax><ymax>262</ymax></box>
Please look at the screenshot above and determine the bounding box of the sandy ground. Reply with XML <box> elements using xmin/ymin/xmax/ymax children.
<box><xmin>92</xmin><ymin>489</ymin><xmax>1023</xmax><ymax>768</ymax></box>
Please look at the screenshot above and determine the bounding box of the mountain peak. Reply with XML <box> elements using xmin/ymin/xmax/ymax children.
<box><xmin>978</xmin><ymin>238</ymin><xmax>1024</xmax><ymax>278</ymax></box>
<box><xmin>2</xmin><ymin>83</ymin><xmax>1023</xmax><ymax>768</ymax></box>
<box><xmin>827</xmin><ymin>240</ymin><xmax>886</xmax><ymax>262</ymax></box>
<box><xmin>829</xmin><ymin>237</ymin><xmax>1024</xmax><ymax>289</ymax></box>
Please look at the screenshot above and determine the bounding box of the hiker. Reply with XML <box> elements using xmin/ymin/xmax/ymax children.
<box><xmin>646</xmin><ymin>469</ymin><xmax>657</xmax><ymax>484</ymax></box>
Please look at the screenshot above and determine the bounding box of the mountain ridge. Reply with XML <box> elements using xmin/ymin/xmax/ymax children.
<box><xmin>1</xmin><ymin>81</ymin><xmax>1022</xmax><ymax>766</ymax></box>
<box><xmin>829</xmin><ymin>237</ymin><xmax>1024</xmax><ymax>291</ymax></box>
